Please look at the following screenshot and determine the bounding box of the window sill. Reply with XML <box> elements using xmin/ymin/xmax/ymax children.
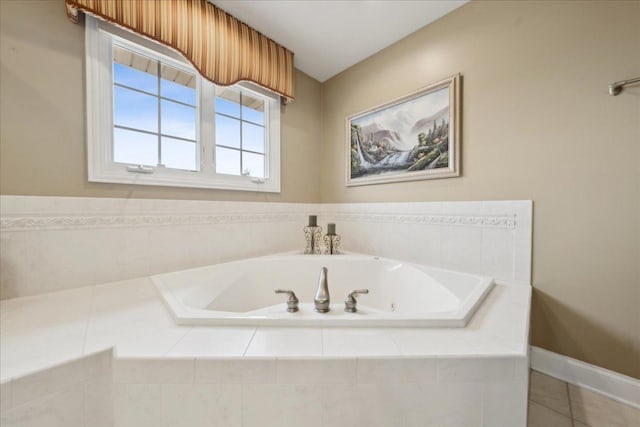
<box><xmin>88</xmin><ymin>169</ymin><xmax>280</xmax><ymax>193</ymax></box>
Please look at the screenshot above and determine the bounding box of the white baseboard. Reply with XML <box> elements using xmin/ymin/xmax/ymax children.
<box><xmin>530</xmin><ymin>346</ymin><xmax>640</xmax><ymax>409</ymax></box>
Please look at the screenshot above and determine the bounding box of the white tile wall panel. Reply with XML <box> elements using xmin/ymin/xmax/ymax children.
<box><xmin>1</xmin><ymin>196</ymin><xmax>532</xmax><ymax>299</ymax></box>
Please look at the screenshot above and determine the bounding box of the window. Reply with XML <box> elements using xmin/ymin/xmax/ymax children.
<box><xmin>215</xmin><ymin>88</ymin><xmax>267</xmax><ymax>178</ymax></box>
<box><xmin>112</xmin><ymin>44</ymin><xmax>198</xmax><ymax>171</ymax></box>
<box><xmin>85</xmin><ymin>16</ymin><xmax>280</xmax><ymax>192</ymax></box>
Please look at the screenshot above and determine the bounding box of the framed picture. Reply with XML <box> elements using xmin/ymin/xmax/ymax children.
<box><xmin>346</xmin><ymin>74</ymin><xmax>461</xmax><ymax>186</ymax></box>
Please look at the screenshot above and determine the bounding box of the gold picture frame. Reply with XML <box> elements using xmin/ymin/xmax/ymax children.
<box><xmin>346</xmin><ymin>74</ymin><xmax>461</xmax><ymax>186</ymax></box>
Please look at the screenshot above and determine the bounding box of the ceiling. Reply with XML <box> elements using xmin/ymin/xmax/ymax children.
<box><xmin>211</xmin><ymin>1</ymin><xmax>467</xmax><ymax>82</ymax></box>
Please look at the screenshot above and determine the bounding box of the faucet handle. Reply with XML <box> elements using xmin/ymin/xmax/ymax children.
<box><xmin>275</xmin><ymin>289</ymin><xmax>299</xmax><ymax>313</ymax></box>
<box><xmin>344</xmin><ymin>289</ymin><xmax>369</xmax><ymax>313</ymax></box>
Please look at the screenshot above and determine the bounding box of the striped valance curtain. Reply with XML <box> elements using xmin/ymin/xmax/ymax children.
<box><xmin>65</xmin><ymin>0</ymin><xmax>295</xmax><ymax>102</ymax></box>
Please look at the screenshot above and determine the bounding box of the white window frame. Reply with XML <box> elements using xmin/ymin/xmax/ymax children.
<box><xmin>85</xmin><ymin>16</ymin><xmax>281</xmax><ymax>192</ymax></box>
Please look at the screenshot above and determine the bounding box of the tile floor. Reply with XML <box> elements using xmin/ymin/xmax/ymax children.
<box><xmin>528</xmin><ymin>370</ymin><xmax>640</xmax><ymax>427</ymax></box>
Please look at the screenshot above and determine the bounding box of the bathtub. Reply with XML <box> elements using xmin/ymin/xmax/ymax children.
<box><xmin>152</xmin><ymin>253</ymin><xmax>494</xmax><ymax>327</ymax></box>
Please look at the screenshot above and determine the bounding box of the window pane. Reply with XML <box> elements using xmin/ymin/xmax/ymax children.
<box><xmin>215</xmin><ymin>147</ymin><xmax>240</xmax><ymax>175</ymax></box>
<box><xmin>215</xmin><ymin>114</ymin><xmax>240</xmax><ymax>148</ymax></box>
<box><xmin>114</xmin><ymin>128</ymin><xmax>157</xmax><ymax>166</ymax></box>
<box><xmin>215</xmin><ymin>88</ymin><xmax>240</xmax><ymax>118</ymax></box>
<box><xmin>161</xmin><ymin>100</ymin><xmax>196</xmax><ymax>140</ymax></box>
<box><xmin>161</xmin><ymin>137</ymin><xmax>197</xmax><ymax>171</ymax></box>
<box><xmin>242</xmin><ymin>122</ymin><xmax>264</xmax><ymax>153</ymax></box>
<box><xmin>241</xmin><ymin>94</ymin><xmax>264</xmax><ymax>125</ymax></box>
<box><xmin>161</xmin><ymin>64</ymin><xmax>196</xmax><ymax>106</ymax></box>
<box><xmin>114</xmin><ymin>86</ymin><xmax>158</xmax><ymax>133</ymax></box>
<box><xmin>113</xmin><ymin>45</ymin><xmax>158</xmax><ymax>94</ymax></box>
<box><xmin>242</xmin><ymin>152</ymin><xmax>265</xmax><ymax>178</ymax></box>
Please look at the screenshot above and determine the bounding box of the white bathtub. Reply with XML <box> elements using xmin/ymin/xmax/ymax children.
<box><xmin>152</xmin><ymin>253</ymin><xmax>494</xmax><ymax>327</ymax></box>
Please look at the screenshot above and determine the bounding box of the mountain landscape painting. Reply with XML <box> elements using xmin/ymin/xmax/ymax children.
<box><xmin>347</xmin><ymin>75</ymin><xmax>460</xmax><ymax>185</ymax></box>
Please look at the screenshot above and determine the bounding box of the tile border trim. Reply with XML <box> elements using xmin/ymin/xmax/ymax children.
<box><xmin>324</xmin><ymin>212</ymin><xmax>516</xmax><ymax>228</ymax></box>
<box><xmin>0</xmin><ymin>212</ymin><xmax>517</xmax><ymax>232</ymax></box>
<box><xmin>0</xmin><ymin>213</ymin><xmax>303</xmax><ymax>231</ymax></box>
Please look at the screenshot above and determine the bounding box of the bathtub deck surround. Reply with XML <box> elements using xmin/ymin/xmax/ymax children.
<box><xmin>0</xmin><ymin>350</ymin><xmax>113</xmax><ymax>427</ymax></box>
<box><xmin>0</xmin><ymin>196</ymin><xmax>533</xmax><ymax>425</ymax></box>
<box><xmin>0</xmin><ymin>275</ymin><xmax>530</xmax><ymax>426</ymax></box>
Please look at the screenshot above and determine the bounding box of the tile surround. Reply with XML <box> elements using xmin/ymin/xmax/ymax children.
<box><xmin>0</xmin><ymin>273</ymin><xmax>533</xmax><ymax>426</ymax></box>
<box><xmin>436</xmin><ymin>356</ymin><xmax>522</xmax><ymax>383</ymax></box>
<box><xmin>0</xmin><ymin>275</ymin><xmax>531</xmax><ymax>382</ymax></box>
<box><xmin>483</xmin><ymin>380</ymin><xmax>529</xmax><ymax>426</ymax></box>
<box><xmin>0</xmin><ymin>196</ymin><xmax>636</xmax><ymax>425</ymax></box>
<box><xmin>0</xmin><ymin>384</ymin><xmax>86</xmax><ymax>427</ymax></box>
<box><xmin>355</xmin><ymin>357</ymin><xmax>436</xmax><ymax>384</ymax></box>
<box><xmin>113</xmin><ymin>383</ymin><xmax>162</xmax><ymax>427</ymax></box>
<box><xmin>109</xmin><ymin>356</ymin><xmax>528</xmax><ymax>427</ymax></box>
<box><xmin>2</xmin><ymin>280</ymin><xmax>636</xmax><ymax>426</ymax></box>
<box><xmin>11</xmin><ymin>355</ymin><xmax>94</xmax><ymax>408</ymax></box>
<box><xmin>0</xmin><ymin>381</ymin><xmax>11</xmax><ymax>412</ymax></box>
<box><xmin>322</xmin><ymin>383</ymin><xmax>360</xmax><ymax>427</ymax></box>
<box><xmin>243</xmin><ymin>383</ymin><xmax>325</xmax><ymax>427</ymax></box>
<box><xmin>245</xmin><ymin>327</ymin><xmax>324</xmax><ymax>357</ymax></box>
<box><xmin>321</xmin><ymin>328</ymin><xmax>400</xmax><ymax>357</ymax></box>
<box><xmin>85</xmin><ymin>379</ymin><xmax>114</xmax><ymax>427</ymax></box>
<box><xmin>165</xmin><ymin>327</ymin><xmax>257</xmax><ymax>357</ymax></box>
<box><xmin>1</xmin><ymin>196</ymin><xmax>532</xmax><ymax>299</ymax></box>
<box><xmin>161</xmin><ymin>383</ymin><xmax>242</xmax><ymax>427</ymax></box>
<box><xmin>276</xmin><ymin>358</ymin><xmax>357</xmax><ymax>384</ymax></box>
<box><xmin>114</xmin><ymin>326</ymin><xmax>192</xmax><ymax>358</ymax></box>
<box><xmin>194</xmin><ymin>358</ymin><xmax>277</xmax><ymax>384</ymax></box>
<box><xmin>113</xmin><ymin>358</ymin><xmax>195</xmax><ymax>384</ymax></box>
<box><xmin>0</xmin><ymin>350</ymin><xmax>113</xmax><ymax>427</ymax></box>
<box><xmin>0</xmin><ymin>196</ymin><xmax>313</xmax><ymax>299</ymax></box>
<box><xmin>0</xmin><ymin>195</ymin><xmax>536</xmax><ymax>425</ymax></box>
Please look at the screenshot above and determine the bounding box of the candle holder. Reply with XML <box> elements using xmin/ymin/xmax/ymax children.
<box><xmin>323</xmin><ymin>233</ymin><xmax>341</xmax><ymax>255</ymax></box>
<box><xmin>303</xmin><ymin>226</ymin><xmax>323</xmax><ymax>255</ymax></box>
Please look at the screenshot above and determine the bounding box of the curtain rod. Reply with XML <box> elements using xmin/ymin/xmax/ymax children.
<box><xmin>608</xmin><ymin>77</ymin><xmax>640</xmax><ymax>96</ymax></box>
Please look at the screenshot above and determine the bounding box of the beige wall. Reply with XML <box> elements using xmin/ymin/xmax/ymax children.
<box><xmin>1</xmin><ymin>0</ymin><xmax>639</xmax><ymax>379</ymax></box>
<box><xmin>0</xmin><ymin>0</ymin><xmax>322</xmax><ymax>202</ymax></box>
<box><xmin>321</xmin><ymin>1</ymin><xmax>640</xmax><ymax>378</ymax></box>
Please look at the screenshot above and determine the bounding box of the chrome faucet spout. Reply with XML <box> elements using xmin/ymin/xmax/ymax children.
<box><xmin>314</xmin><ymin>267</ymin><xmax>330</xmax><ymax>313</ymax></box>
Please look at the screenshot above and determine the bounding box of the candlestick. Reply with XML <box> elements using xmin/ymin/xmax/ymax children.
<box><xmin>327</xmin><ymin>223</ymin><xmax>336</xmax><ymax>235</ymax></box>
<box><xmin>303</xmin><ymin>224</ymin><xmax>322</xmax><ymax>255</ymax></box>
<box><xmin>323</xmin><ymin>233</ymin><xmax>341</xmax><ymax>255</ymax></box>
